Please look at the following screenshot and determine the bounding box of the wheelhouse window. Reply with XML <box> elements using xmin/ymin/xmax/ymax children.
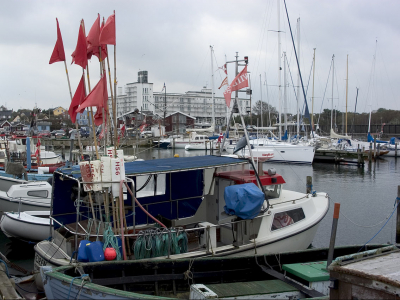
<box><xmin>271</xmin><ymin>208</ymin><xmax>305</xmax><ymax>231</ymax></box>
<box><xmin>27</xmin><ymin>190</ymin><xmax>49</xmax><ymax>198</ymax></box>
<box><xmin>264</xmin><ymin>184</ymin><xmax>282</xmax><ymax>199</ymax></box>
<box><xmin>136</xmin><ymin>174</ymin><xmax>166</xmax><ymax>198</ymax></box>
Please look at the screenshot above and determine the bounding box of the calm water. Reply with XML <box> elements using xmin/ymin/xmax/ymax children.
<box><xmin>1</xmin><ymin>147</ymin><xmax>399</xmax><ymax>272</ymax></box>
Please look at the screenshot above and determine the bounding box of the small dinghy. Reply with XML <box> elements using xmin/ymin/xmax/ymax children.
<box><xmin>1</xmin><ymin>211</ymin><xmax>51</xmax><ymax>242</ymax></box>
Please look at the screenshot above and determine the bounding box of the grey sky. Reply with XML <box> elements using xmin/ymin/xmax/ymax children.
<box><xmin>0</xmin><ymin>0</ymin><xmax>398</xmax><ymax>115</ymax></box>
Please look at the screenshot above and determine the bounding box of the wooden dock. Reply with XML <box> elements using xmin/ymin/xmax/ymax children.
<box><xmin>0</xmin><ymin>263</ymin><xmax>22</xmax><ymax>299</ymax></box>
<box><xmin>314</xmin><ymin>149</ymin><xmax>367</xmax><ymax>165</ymax></box>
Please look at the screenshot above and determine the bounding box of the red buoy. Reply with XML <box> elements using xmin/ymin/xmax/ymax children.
<box><xmin>104</xmin><ymin>247</ymin><xmax>117</xmax><ymax>261</ymax></box>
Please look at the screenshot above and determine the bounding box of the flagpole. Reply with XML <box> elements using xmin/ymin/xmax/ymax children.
<box><xmin>82</xmin><ymin>20</ymin><xmax>100</xmax><ymax>160</ymax></box>
<box><xmin>113</xmin><ymin>10</ymin><xmax>118</xmax><ymax>156</ymax></box>
<box><xmin>63</xmin><ymin>61</ymin><xmax>84</xmax><ymax>159</ymax></box>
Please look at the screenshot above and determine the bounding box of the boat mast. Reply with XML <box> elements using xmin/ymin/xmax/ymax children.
<box><xmin>345</xmin><ymin>54</ymin><xmax>349</xmax><ymax>135</ymax></box>
<box><xmin>265</xmin><ymin>72</ymin><xmax>271</xmax><ymax>127</ymax></box>
<box><xmin>311</xmin><ymin>48</ymin><xmax>316</xmax><ymax>135</ymax></box>
<box><xmin>277</xmin><ymin>0</ymin><xmax>282</xmax><ymax>139</ymax></box>
<box><xmin>260</xmin><ymin>74</ymin><xmax>263</xmax><ymax>127</ymax></box>
<box><xmin>210</xmin><ymin>45</ymin><xmax>215</xmax><ymax>134</ymax></box>
<box><xmin>296</xmin><ymin>18</ymin><xmax>300</xmax><ymax>139</ymax></box>
<box><xmin>331</xmin><ymin>55</ymin><xmax>334</xmax><ymax>131</ymax></box>
<box><xmin>283</xmin><ymin>52</ymin><xmax>288</xmax><ymax>134</ymax></box>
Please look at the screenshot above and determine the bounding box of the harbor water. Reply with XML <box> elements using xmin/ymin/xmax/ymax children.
<box><xmin>1</xmin><ymin>147</ymin><xmax>399</xmax><ymax>275</ymax></box>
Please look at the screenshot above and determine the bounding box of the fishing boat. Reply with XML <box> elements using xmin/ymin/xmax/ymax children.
<box><xmin>33</xmin><ymin>155</ymin><xmax>329</xmax><ymax>284</ymax></box>
<box><xmin>1</xmin><ymin>210</ymin><xmax>51</xmax><ymax>242</ymax></box>
<box><xmin>40</xmin><ymin>244</ymin><xmax>394</xmax><ymax>299</ymax></box>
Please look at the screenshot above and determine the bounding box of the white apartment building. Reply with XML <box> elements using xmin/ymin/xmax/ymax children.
<box><xmin>110</xmin><ymin>71</ymin><xmax>250</xmax><ymax>126</ymax></box>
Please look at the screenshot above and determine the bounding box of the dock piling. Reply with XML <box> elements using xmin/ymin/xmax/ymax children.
<box><xmin>396</xmin><ymin>144</ymin><xmax>398</xmax><ymax>158</ymax></box>
<box><xmin>396</xmin><ymin>186</ymin><xmax>400</xmax><ymax>244</ymax></box>
<box><xmin>374</xmin><ymin>138</ymin><xmax>377</xmax><ymax>159</ymax></box>
<box><xmin>306</xmin><ymin>176</ymin><xmax>312</xmax><ymax>194</ymax></box>
<box><xmin>327</xmin><ymin>203</ymin><xmax>340</xmax><ymax>267</ymax></box>
<box><xmin>369</xmin><ymin>142</ymin><xmax>372</xmax><ymax>163</ymax></box>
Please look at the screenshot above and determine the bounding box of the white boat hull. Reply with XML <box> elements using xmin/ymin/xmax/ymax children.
<box><xmin>1</xmin><ymin>211</ymin><xmax>51</xmax><ymax>241</ymax></box>
<box><xmin>227</xmin><ymin>144</ymin><xmax>315</xmax><ymax>164</ymax></box>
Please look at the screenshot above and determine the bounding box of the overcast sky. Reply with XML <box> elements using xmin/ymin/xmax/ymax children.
<box><xmin>0</xmin><ymin>0</ymin><xmax>399</xmax><ymax>115</ymax></box>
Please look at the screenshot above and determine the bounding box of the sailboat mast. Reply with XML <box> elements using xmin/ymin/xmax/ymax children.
<box><xmin>210</xmin><ymin>45</ymin><xmax>215</xmax><ymax>134</ymax></box>
<box><xmin>345</xmin><ymin>54</ymin><xmax>349</xmax><ymax>135</ymax></box>
<box><xmin>296</xmin><ymin>18</ymin><xmax>300</xmax><ymax>139</ymax></box>
<box><xmin>277</xmin><ymin>0</ymin><xmax>282</xmax><ymax>139</ymax></box>
<box><xmin>260</xmin><ymin>74</ymin><xmax>263</xmax><ymax>127</ymax></box>
<box><xmin>331</xmin><ymin>55</ymin><xmax>334</xmax><ymax>131</ymax></box>
<box><xmin>283</xmin><ymin>52</ymin><xmax>288</xmax><ymax>133</ymax></box>
<box><xmin>311</xmin><ymin>48</ymin><xmax>316</xmax><ymax>133</ymax></box>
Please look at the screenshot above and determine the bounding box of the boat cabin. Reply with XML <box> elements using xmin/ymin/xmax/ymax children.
<box><xmin>48</xmin><ymin>155</ymin><xmax>324</xmax><ymax>262</ymax></box>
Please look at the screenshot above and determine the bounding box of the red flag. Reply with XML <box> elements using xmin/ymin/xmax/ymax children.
<box><xmin>223</xmin><ymin>65</ymin><xmax>248</xmax><ymax>107</ymax></box>
<box><xmin>35</xmin><ymin>139</ymin><xmax>41</xmax><ymax>156</ymax></box>
<box><xmin>223</xmin><ymin>85</ymin><xmax>233</xmax><ymax>107</ymax></box>
<box><xmin>118</xmin><ymin>123</ymin><xmax>125</xmax><ymax>143</ymax></box>
<box><xmin>86</xmin><ymin>14</ymin><xmax>100</xmax><ymax>60</ymax></box>
<box><xmin>68</xmin><ymin>75</ymin><xmax>85</xmax><ymax>123</ymax></box>
<box><xmin>49</xmin><ymin>18</ymin><xmax>66</xmax><ymax>64</ymax></box>
<box><xmin>71</xmin><ymin>21</ymin><xmax>88</xmax><ymax>69</ymax></box>
<box><xmin>77</xmin><ymin>74</ymin><xmax>107</xmax><ymax>113</ymax></box>
<box><xmin>230</xmin><ymin>65</ymin><xmax>248</xmax><ymax>92</ymax></box>
<box><xmin>218</xmin><ymin>77</ymin><xmax>228</xmax><ymax>89</ymax></box>
<box><xmin>217</xmin><ymin>64</ymin><xmax>227</xmax><ymax>75</ymax></box>
<box><xmin>93</xmin><ymin>107</ymin><xmax>106</xmax><ymax>126</ymax></box>
<box><xmin>99</xmin><ymin>13</ymin><xmax>116</xmax><ymax>45</ymax></box>
<box><xmin>140</xmin><ymin>116</ymin><xmax>146</xmax><ymax>133</ymax></box>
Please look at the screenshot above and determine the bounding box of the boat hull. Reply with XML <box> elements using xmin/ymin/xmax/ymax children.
<box><xmin>41</xmin><ymin>244</ymin><xmax>391</xmax><ymax>300</ymax></box>
<box><xmin>0</xmin><ymin>211</ymin><xmax>51</xmax><ymax>242</ymax></box>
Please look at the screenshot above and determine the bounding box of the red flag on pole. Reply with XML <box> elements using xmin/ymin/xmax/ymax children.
<box><xmin>93</xmin><ymin>107</ymin><xmax>107</xmax><ymax>126</ymax></box>
<box><xmin>68</xmin><ymin>75</ymin><xmax>85</xmax><ymax>123</ymax></box>
<box><xmin>86</xmin><ymin>14</ymin><xmax>100</xmax><ymax>60</ymax></box>
<box><xmin>99</xmin><ymin>13</ymin><xmax>116</xmax><ymax>45</ymax></box>
<box><xmin>77</xmin><ymin>74</ymin><xmax>107</xmax><ymax>113</ymax></box>
<box><xmin>49</xmin><ymin>18</ymin><xmax>66</xmax><ymax>64</ymax></box>
<box><xmin>218</xmin><ymin>77</ymin><xmax>228</xmax><ymax>89</ymax></box>
<box><xmin>71</xmin><ymin>21</ymin><xmax>88</xmax><ymax>69</ymax></box>
<box><xmin>118</xmin><ymin>123</ymin><xmax>125</xmax><ymax>143</ymax></box>
<box><xmin>140</xmin><ymin>116</ymin><xmax>146</xmax><ymax>133</ymax></box>
<box><xmin>230</xmin><ymin>65</ymin><xmax>248</xmax><ymax>92</ymax></box>
<box><xmin>223</xmin><ymin>65</ymin><xmax>248</xmax><ymax>107</ymax></box>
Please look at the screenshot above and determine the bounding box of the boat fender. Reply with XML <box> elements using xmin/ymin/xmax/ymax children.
<box><xmin>104</xmin><ymin>247</ymin><xmax>117</xmax><ymax>261</ymax></box>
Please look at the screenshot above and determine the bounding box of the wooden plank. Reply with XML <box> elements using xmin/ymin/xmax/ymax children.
<box><xmin>0</xmin><ymin>264</ymin><xmax>22</xmax><ymax>299</ymax></box>
<box><xmin>259</xmin><ymin>264</ymin><xmax>325</xmax><ymax>298</ymax></box>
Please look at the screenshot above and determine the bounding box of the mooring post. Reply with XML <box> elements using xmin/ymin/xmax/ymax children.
<box><xmin>61</xmin><ymin>144</ymin><xmax>65</xmax><ymax>160</ymax></box>
<box><xmin>258</xmin><ymin>160</ymin><xmax>264</xmax><ymax>175</ymax></box>
<box><xmin>377</xmin><ymin>143</ymin><xmax>380</xmax><ymax>157</ymax></box>
<box><xmin>374</xmin><ymin>138</ymin><xmax>377</xmax><ymax>159</ymax></box>
<box><xmin>357</xmin><ymin>145</ymin><xmax>362</xmax><ymax>167</ymax></box>
<box><xmin>69</xmin><ymin>139</ymin><xmax>74</xmax><ymax>164</ymax></box>
<box><xmin>369</xmin><ymin>142</ymin><xmax>372</xmax><ymax>163</ymax></box>
<box><xmin>306</xmin><ymin>176</ymin><xmax>312</xmax><ymax>194</ymax></box>
<box><xmin>396</xmin><ymin>186</ymin><xmax>400</xmax><ymax>244</ymax></box>
<box><xmin>396</xmin><ymin>143</ymin><xmax>398</xmax><ymax>158</ymax></box>
<box><xmin>327</xmin><ymin>203</ymin><xmax>340</xmax><ymax>267</ymax></box>
<box><xmin>172</xmin><ymin>138</ymin><xmax>175</xmax><ymax>156</ymax></box>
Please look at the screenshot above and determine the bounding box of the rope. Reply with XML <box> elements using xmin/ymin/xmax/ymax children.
<box><xmin>183</xmin><ymin>259</ymin><xmax>194</xmax><ymax>285</ymax></box>
<box><xmin>67</xmin><ymin>274</ymin><xmax>90</xmax><ymax>300</ymax></box>
<box><xmin>102</xmin><ymin>224</ymin><xmax>122</xmax><ymax>261</ymax></box>
<box><xmin>357</xmin><ymin>197</ymin><xmax>400</xmax><ymax>252</ymax></box>
<box><xmin>329</xmin><ymin>195</ymin><xmax>396</xmax><ymax>228</ymax></box>
<box><xmin>0</xmin><ymin>259</ymin><xmax>9</xmax><ymax>278</ymax></box>
<box><xmin>133</xmin><ymin>228</ymin><xmax>188</xmax><ymax>259</ymax></box>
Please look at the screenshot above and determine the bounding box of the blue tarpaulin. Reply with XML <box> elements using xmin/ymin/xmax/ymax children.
<box><xmin>224</xmin><ymin>183</ymin><xmax>265</xmax><ymax>220</ymax></box>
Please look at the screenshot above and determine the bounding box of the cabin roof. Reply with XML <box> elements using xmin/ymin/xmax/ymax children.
<box><xmin>57</xmin><ymin>155</ymin><xmax>248</xmax><ymax>178</ymax></box>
